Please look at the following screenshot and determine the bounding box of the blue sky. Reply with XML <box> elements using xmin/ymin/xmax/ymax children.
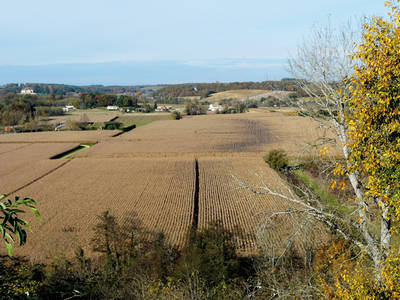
<box><xmin>0</xmin><ymin>0</ymin><xmax>389</xmax><ymax>85</ymax></box>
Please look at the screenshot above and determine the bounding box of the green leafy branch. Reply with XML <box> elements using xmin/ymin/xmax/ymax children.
<box><xmin>0</xmin><ymin>194</ymin><xmax>41</xmax><ymax>256</ymax></box>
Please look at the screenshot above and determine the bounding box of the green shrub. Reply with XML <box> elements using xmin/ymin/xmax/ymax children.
<box><xmin>178</xmin><ymin>221</ymin><xmax>240</xmax><ymax>291</ymax></box>
<box><xmin>103</xmin><ymin>122</ymin><xmax>122</xmax><ymax>130</ymax></box>
<box><xmin>122</xmin><ymin>124</ymin><xmax>136</xmax><ymax>132</ymax></box>
<box><xmin>171</xmin><ymin>111</ymin><xmax>182</xmax><ymax>120</ymax></box>
<box><xmin>264</xmin><ymin>149</ymin><xmax>289</xmax><ymax>171</ymax></box>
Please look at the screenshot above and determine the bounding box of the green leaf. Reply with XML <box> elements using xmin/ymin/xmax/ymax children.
<box><xmin>29</xmin><ymin>208</ymin><xmax>42</xmax><ymax>222</ymax></box>
<box><xmin>16</xmin><ymin>218</ymin><xmax>28</xmax><ymax>226</ymax></box>
<box><xmin>23</xmin><ymin>198</ymin><xmax>37</xmax><ymax>205</ymax></box>
<box><xmin>5</xmin><ymin>240</ymin><xmax>13</xmax><ymax>257</ymax></box>
<box><xmin>5</xmin><ymin>232</ymin><xmax>14</xmax><ymax>243</ymax></box>
<box><xmin>8</xmin><ymin>209</ymin><xmax>25</xmax><ymax>214</ymax></box>
<box><xmin>0</xmin><ymin>195</ymin><xmax>6</xmax><ymax>201</ymax></box>
<box><xmin>16</xmin><ymin>227</ymin><xmax>27</xmax><ymax>245</ymax></box>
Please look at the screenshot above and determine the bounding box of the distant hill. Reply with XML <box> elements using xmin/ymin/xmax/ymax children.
<box><xmin>153</xmin><ymin>80</ymin><xmax>303</xmax><ymax>98</ymax></box>
<box><xmin>204</xmin><ymin>89</ymin><xmax>293</xmax><ymax>102</ymax></box>
<box><xmin>0</xmin><ymin>83</ymin><xmax>165</xmax><ymax>98</ymax></box>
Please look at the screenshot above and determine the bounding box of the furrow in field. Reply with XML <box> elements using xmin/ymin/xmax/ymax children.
<box><xmin>4</xmin><ymin>157</ymin><xmax>195</xmax><ymax>261</ymax></box>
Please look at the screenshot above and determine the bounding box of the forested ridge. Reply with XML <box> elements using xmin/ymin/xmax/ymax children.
<box><xmin>0</xmin><ymin>80</ymin><xmax>304</xmax><ymax>99</ymax></box>
<box><xmin>153</xmin><ymin>80</ymin><xmax>304</xmax><ymax>98</ymax></box>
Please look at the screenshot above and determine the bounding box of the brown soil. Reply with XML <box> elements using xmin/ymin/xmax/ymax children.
<box><xmin>0</xmin><ymin>110</ymin><xmax>336</xmax><ymax>260</ymax></box>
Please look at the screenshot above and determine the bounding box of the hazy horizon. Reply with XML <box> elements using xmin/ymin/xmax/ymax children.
<box><xmin>0</xmin><ymin>58</ymin><xmax>289</xmax><ymax>86</ymax></box>
<box><xmin>1</xmin><ymin>1</ymin><xmax>389</xmax><ymax>85</ymax></box>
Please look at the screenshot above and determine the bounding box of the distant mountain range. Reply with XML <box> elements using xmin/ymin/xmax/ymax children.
<box><xmin>0</xmin><ymin>59</ymin><xmax>289</xmax><ymax>86</ymax></box>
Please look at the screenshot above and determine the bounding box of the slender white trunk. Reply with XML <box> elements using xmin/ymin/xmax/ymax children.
<box><xmin>336</xmin><ymin>105</ymin><xmax>384</xmax><ymax>277</ymax></box>
<box><xmin>378</xmin><ymin>198</ymin><xmax>391</xmax><ymax>255</ymax></box>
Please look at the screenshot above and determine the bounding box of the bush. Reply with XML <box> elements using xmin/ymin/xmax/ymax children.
<box><xmin>122</xmin><ymin>124</ymin><xmax>136</xmax><ymax>132</ymax></box>
<box><xmin>178</xmin><ymin>221</ymin><xmax>240</xmax><ymax>291</ymax></box>
<box><xmin>264</xmin><ymin>149</ymin><xmax>289</xmax><ymax>171</ymax></box>
<box><xmin>171</xmin><ymin>111</ymin><xmax>182</xmax><ymax>120</ymax></box>
<box><xmin>103</xmin><ymin>122</ymin><xmax>122</xmax><ymax>130</ymax></box>
<box><xmin>185</xmin><ymin>100</ymin><xmax>207</xmax><ymax>115</ymax></box>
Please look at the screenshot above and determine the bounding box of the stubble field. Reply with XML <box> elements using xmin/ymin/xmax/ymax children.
<box><xmin>0</xmin><ymin>109</ymin><xmax>335</xmax><ymax>260</ymax></box>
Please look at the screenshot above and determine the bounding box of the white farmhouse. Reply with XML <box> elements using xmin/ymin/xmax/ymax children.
<box><xmin>208</xmin><ymin>103</ymin><xmax>223</xmax><ymax>112</ymax></box>
<box><xmin>20</xmin><ymin>88</ymin><xmax>36</xmax><ymax>95</ymax></box>
<box><xmin>63</xmin><ymin>105</ymin><xmax>76</xmax><ymax>112</ymax></box>
<box><xmin>107</xmin><ymin>105</ymin><xmax>120</xmax><ymax>111</ymax></box>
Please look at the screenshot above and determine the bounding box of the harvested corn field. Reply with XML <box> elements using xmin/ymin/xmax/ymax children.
<box><xmin>78</xmin><ymin>114</ymin><xmax>270</xmax><ymax>157</ymax></box>
<box><xmin>77</xmin><ymin>111</ymin><xmax>338</xmax><ymax>158</ymax></box>
<box><xmin>8</xmin><ymin>157</ymin><xmax>196</xmax><ymax>261</ymax></box>
<box><xmin>0</xmin><ymin>143</ymin><xmax>29</xmax><ymax>155</ymax></box>
<box><xmin>5</xmin><ymin>153</ymin><xmax>314</xmax><ymax>260</ymax></box>
<box><xmin>0</xmin><ymin>130</ymin><xmax>119</xmax><ymax>143</ymax></box>
<box><xmin>0</xmin><ymin>110</ymin><xmax>334</xmax><ymax>261</ymax></box>
<box><xmin>0</xmin><ymin>143</ymin><xmax>79</xmax><ymax>194</ymax></box>
<box><xmin>197</xmin><ymin>155</ymin><xmax>302</xmax><ymax>254</ymax></box>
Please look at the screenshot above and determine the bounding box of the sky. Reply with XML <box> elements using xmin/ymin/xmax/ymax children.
<box><xmin>0</xmin><ymin>0</ymin><xmax>389</xmax><ymax>85</ymax></box>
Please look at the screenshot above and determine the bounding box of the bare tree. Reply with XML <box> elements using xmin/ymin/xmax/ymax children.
<box><xmin>283</xmin><ymin>18</ymin><xmax>391</xmax><ymax>279</ymax></box>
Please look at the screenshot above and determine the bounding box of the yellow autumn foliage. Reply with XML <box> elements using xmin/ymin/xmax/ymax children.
<box><xmin>347</xmin><ymin>0</ymin><xmax>400</xmax><ymax>230</ymax></box>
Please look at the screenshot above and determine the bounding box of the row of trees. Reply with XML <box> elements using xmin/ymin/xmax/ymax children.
<box><xmin>153</xmin><ymin>80</ymin><xmax>307</xmax><ymax>98</ymax></box>
<box><xmin>1</xmin><ymin>208</ymin><xmax>378</xmax><ymax>299</ymax></box>
<box><xmin>0</xmin><ymin>102</ymin><xmax>35</xmax><ymax>126</ymax></box>
<box><xmin>76</xmin><ymin>93</ymin><xmax>140</xmax><ymax>109</ymax></box>
<box><xmin>0</xmin><ymin>94</ymin><xmax>67</xmax><ymax>127</ymax></box>
<box><xmin>0</xmin><ymin>83</ymin><xmax>142</xmax><ymax>98</ymax></box>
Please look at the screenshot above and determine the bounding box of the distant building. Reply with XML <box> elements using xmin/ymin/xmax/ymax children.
<box><xmin>107</xmin><ymin>105</ymin><xmax>120</xmax><ymax>111</ymax></box>
<box><xmin>63</xmin><ymin>105</ymin><xmax>76</xmax><ymax>112</ymax></box>
<box><xmin>208</xmin><ymin>103</ymin><xmax>223</xmax><ymax>112</ymax></box>
<box><xmin>20</xmin><ymin>88</ymin><xmax>36</xmax><ymax>95</ymax></box>
<box><xmin>155</xmin><ymin>105</ymin><xmax>172</xmax><ymax>112</ymax></box>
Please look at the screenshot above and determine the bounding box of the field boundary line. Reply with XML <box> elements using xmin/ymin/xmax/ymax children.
<box><xmin>0</xmin><ymin>143</ymin><xmax>31</xmax><ymax>156</ymax></box>
<box><xmin>8</xmin><ymin>160</ymin><xmax>72</xmax><ymax>196</ymax></box>
<box><xmin>0</xmin><ymin>140</ymin><xmax>98</xmax><ymax>144</ymax></box>
<box><xmin>192</xmin><ymin>158</ymin><xmax>200</xmax><ymax>230</ymax></box>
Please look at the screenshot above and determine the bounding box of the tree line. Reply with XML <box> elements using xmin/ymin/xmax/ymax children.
<box><xmin>153</xmin><ymin>80</ymin><xmax>307</xmax><ymax>98</ymax></box>
<box><xmin>0</xmin><ymin>83</ymin><xmax>163</xmax><ymax>98</ymax></box>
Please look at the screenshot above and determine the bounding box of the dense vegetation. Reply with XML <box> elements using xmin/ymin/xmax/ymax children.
<box><xmin>0</xmin><ymin>92</ymin><xmax>159</xmax><ymax>129</ymax></box>
<box><xmin>0</xmin><ymin>83</ymin><xmax>163</xmax><ymax>98</ymax></box>
<box><xmin>153</xmin><ymin>80</ymin><xmax>305</xmax><ymax>98</ymax></box>
<box><xmin>0</xmin><ymin>210</ymin><xmax>359</xmax><ymax>299</ymax></box>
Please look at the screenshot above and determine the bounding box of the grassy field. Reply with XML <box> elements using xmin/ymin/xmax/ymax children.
<box><xmin>0</xmin><ymin>110</ymin><xmax>339</xmax><ymax>260</ymax></box>
<box><xmin>204</xmin><ymin>89</ymin><xmax>270</xmax><ymax>102</ymax></box>
<box><xmin>45</xmin><ymin>108</ymin><xmax>123</xmax><ymax>124</ymax></box>
<box><xmin>204</xmin><ymin>89</ymin><xmax>294</xmax><ymax>103</ymax></box>
<box><xmin>115</xmin><ymin>113</ymin><xmax>172</xmax><ymax>127</ymax></box>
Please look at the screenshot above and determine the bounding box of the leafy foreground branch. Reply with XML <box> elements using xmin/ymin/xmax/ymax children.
<box><xmin>0</xmin><ymin>194</ymin><xmax>41</xmax><ymax>256</ymax></box>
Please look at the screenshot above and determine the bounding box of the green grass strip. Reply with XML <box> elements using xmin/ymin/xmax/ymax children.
<box><xmin>294</xmin><ymin>170</ymin><xmax>352</xmax><ymax>214</ymax></box>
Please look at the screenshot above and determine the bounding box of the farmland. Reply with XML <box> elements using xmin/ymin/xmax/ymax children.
<box><xmin>0</xmin><ymin>109</ymin><xmax>336</xmax><ymax>261</ymax></box>
<box><xmin>204</xmin><ymin>89</ymin><xmax>292</xmax><ymax>102</ymax></box>
<box><xmin>114</xmin><ymin>113</ymin><xmax>172</xmax><ymax>127</ymax></box>
<box><xmin>45</xmin><ymin>108</ymin><xmax>123</xmax><ymax>125</ymax></box>
<box><xmin>0</xmin><ymin>130</ymin><xmax>119</xmax><ymax>143</ymax></box>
